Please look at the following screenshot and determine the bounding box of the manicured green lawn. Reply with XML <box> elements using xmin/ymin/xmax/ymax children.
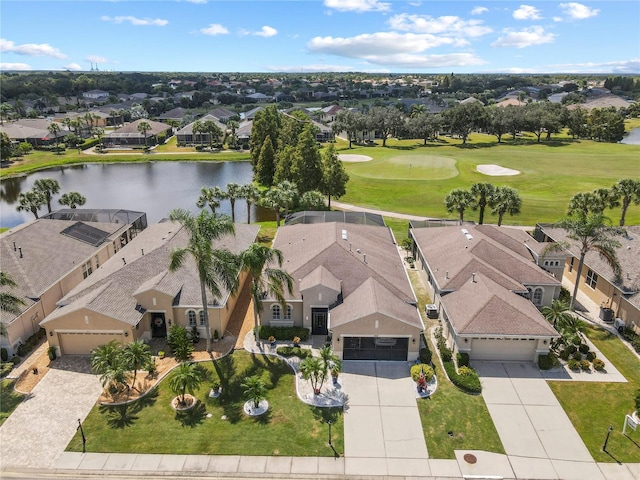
<box><xmin>407</xmin><ymin>271</ymin><xmax>505</xmax><ymax>458</ymax></box>
<box><xmin>0</xmin><ymin>380</ymin><xmax>25</xmax><ymax>426</ymax></box>
<box><xmin>548</xmin><ymin>325</ymin><xmax>640</xmax><ymax>463</ymax></box>
<box><xmin>67</xmin><ymin>351</ymin><xmax>343</xmax><ymax>456</ymax></box>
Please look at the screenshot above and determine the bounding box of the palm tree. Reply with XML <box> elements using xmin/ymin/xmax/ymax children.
<box><xmin>202</xmin><ymin>119</ymin><xmax>222</xmax><ymax>150</ymax></box>
<box><xmin>444</xmin><ymin>188</ymin><xmax>475</xmax><ymax>222</ymax></box>
<box><xmin>91</xmin><ymin>340</ymin><xmax>128</xmax><ymax>389</ymax></box>
<box><xmin>59</xmin><ymin>192</ymin><xmax>87</xmax><ymax>209</ymax></box>
<box><xmin>33</xmin><ymin>178</ymin><xmax>61</xmax><ymax>213</ymax></box>
<box><xmin>196</xmin><ymin>186</ymin><xmax>225</xmax><ymax>214</ymax></box>
<box><xmin>470</xmin><ymin>182</ymin><xmax>496</xmax><ymax>225</ymax></box>
<box><xmin>319</xmin><ymin>345</ymin><xmax>341</xmax><ymax>388</ymax></box>
<box><xmin>300</xmin><ymin>190</ymin><xmax>325</xmax><ymax>210</ymax></box>
<box><xmin>567</xmin><ymin>192</ymin><xmax>597</xmax><ymax>217</ymax></box>
<box><xmin>92</xmin><ymin>127</ymin><xmax>105</xmax><ymax>149</ymax></box>
<box><xmin>225</xmin><ymin>182</ymin><xmax>242</xmax><ymax>222</ymax></box>
<box><xmin>122</xmin><ymin>340</ymin><xmax>152</xmax><ymax>392</ymax></box>
<box><xmin>241</xmin><ymin>183</ymin><xmax>261</xmax><ymax>224</ymax></box>
<box><xmin>300</xmin><ymin>356</ymin><xmax>325</xmax><ymax>394</ymax></box>
<box><xmin>16</xmin><ymin>190</ymin><xmax>46</xmax><ymax>219</ymax></box>
<box><xmin>541</xmin><ymin>299</ymin><xmax>574</xmax><ymax>329</ymax></box>
<box><xmin>489</xmin><ymin>186</ymin><xmax>522</xmax><ymax>226</ymax></box>
<box><xmin>226</xmin><ymin>120</ymin><xmax>239</xmax><ymax>148</ymax></box>
<box><xmin>168</xmin><ymin>209</ymin><xmax>239</xmax><ymax>352</ymax></box>
<box><xmin>192</xmin><ymin>120</ymin><xmax>204</xmax><ymax>148</ymax></box>
<box><xmin>47</xmin><ymin>123</ymin><xmax>62</xmax><ymax>153</ymax></box>
<box><xmin>0</xmin><ymin>103</ymin><xmax>14</xmax><ymax>124</ymax></box>
<box><xmin>169</xmin><ymin>362</ymin><xmax>202</xmax><ymax>406</ymax></box>
<box><xmin>1</xmin><ymin>271</ymin><xmax>25</xmax><ymax>316</ymax></box>
<box><xmin>410</xmin><ymin>104</ymin><xmax>426</xmax><ymax>118</ymax></box>
<box><xmin>241</xmin><ymin>375</ymin><xmax>267</xmax><ymax>408</ymax></box>
<box><xmin>550</xmin><ymin>213</ymin><xmax>623</xmax><ymax>311</ymax></box>
<box><xmin>238</xmin><ymin>243</ymin><xmax>294</xmax><ymax>343</ymax></box>
<box><xmin>137</xmin><ymin>120</ymin><xmax>152</xmax><ymax>147</ymax></box>
<box><xmin>611</xmin><ymin>178</ymin><xmax>640</xmax><ymax>226</ymax></box>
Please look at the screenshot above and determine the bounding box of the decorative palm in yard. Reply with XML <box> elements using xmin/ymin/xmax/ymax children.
<box><xmin>542</xmin><ymin>299</ymin><xmax>574</xmax><ymax>329</ymax></box>
<box><xmin>444</xmin><ymin>188</ymin><xmax>476</xmax><ymax>222</ymax></box>
<box><xmin>91</xmin><ymin>340</ymin><xmax>129</xmax><ymax>391</ymax></box>
<box><xmin>241</xmin><ymin>375</ymin><xmax>267</xmax><ymax>409</ymax></box>
<box><xmin>300</xmin><ymin>356</ymin><xmax>325</xmax><ymax>395</ymax></box>
<box><xmin>33</xmin><ymin>178</ymin><xmax>60</xmax><ymax>213</ymax></box>
<box><xmin>122</xmin><ymin>340</ymin><xmax>152</xmax><ymax>392</ymax></box>
<box><xmin>169</xmin><ymin>362</ymin><xmax>202</xmax><ymax>407</ymax></box>
<box><xmin>168</xmin><ymin>209</ymin><xmax>239</xmax><ymax>352</ymax></box>
<box><xmin>0</xmin><ymin>271</ymin><xmax>25</xmax><ymax>316</ymax></box>
<box><xmin>241</xmin><ymin>183</ymin><xmax>261</xmax><ymax>224</ymax></box>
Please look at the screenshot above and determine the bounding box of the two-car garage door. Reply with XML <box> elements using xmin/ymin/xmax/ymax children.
<box><xmin>470</xmin><ymin>338</ymin><xmax>537</xmax><ymax>362</ymax></box>
<box><xmin>343</xmin><ymin>337</ymin><xmax>409</xmax><ymax>361</ymax></box>
<box><xmin>59</xmin><ymin>332</ymin><xmax>124</xmax><ymax>355</ymax></box>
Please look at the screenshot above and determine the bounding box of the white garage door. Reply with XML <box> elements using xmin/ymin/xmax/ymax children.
<box><xmin>60</xmin><ymin>332</ymin><xmax>124</xmax><ymax>355</ymax></box>
<box><xmin>470</xmin><ymin>338</ymin><xmax>537</xmax><ymax>362</ymax></box>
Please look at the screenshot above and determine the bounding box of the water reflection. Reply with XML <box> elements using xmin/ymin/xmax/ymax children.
<box><xmin>0</xmin><ymin>161</ymin><xmax>273</xmax><ymax>228</ymax></box>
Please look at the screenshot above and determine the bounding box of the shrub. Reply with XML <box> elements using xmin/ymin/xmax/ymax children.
<box><xmin>259</xmin><ymin>326</ymin><xmax>309</xmax><ymax>342</ymax></box>
<box><xmin>10</xmin><ymin>356</ymin><xmax>21</xmax><ymax>366</ymax></box>
<box><xmin>586</xmin><ymin>351</ymin><xmax>597</xmax><ymax>362</ymax></box>
<box><xmin>440</xmin><ymin>346</ymin><xmax>452</xmax><ymax>362</ymax></box>
<box><xmin>538</xmin><ymin>354</ymin><xmax>555</xmax><ymax>370</ymax></box>
<box><xmin>1</xmin><ymin>362</ymin><xmax>13</xmax><ymax>378</ymax></box>
<box><xmin>572</xmin><ymin>351</ymin><xmax>583</xmax><ymax>361</ymax></box>
<box><xmin>0</xmin><ymin>348</ymin><xmax>7</xmax><ymax>362</ymax></box>
<box><xmin>419</xmin><ymin>347</ymin><xmax>432</xmax><ymax>364</ymax></box>
<box><xmin>410</xmin><ymin>364</ymin><xmax>435</xmax><ymax>383</ymax></box>
<box><xmin>559</xmin><ymin>286</ymin><xmax>571</xmax><ymax>304</ymax></box>
<box><xmin>80</xmin><ymin>138</ymin><xmax>100</xmax><ymax>150</ymax></box>
<box><xmin>443</xmin><ymin>361</ymin><xmax>481</xmax><ymax>394</ymax></box>
<box><xmin>567</xmin><ymin>344</ymin><xmax>577</xmax><ymax>354</ymax></box>
<box><xmin>580</xmin><ymin>359</ymin><xmax>591</xmax><ymax>371</ymax></box>
<box><xmin>593</xmin><ymin>358</ymin><xmax>605</xmax><ymax>371</ymax></box>
<box><xmin>276</xmin><ymin>346</ymin><xmax>311</xmax><ymax>359</ymax></box>
<box><xmin>457</xmin><ymin>365</ymin><xmax>474</xmax><ymax>376</ymax></box>
<box><xmin>635</xmin><ymin>389</ymin><xmax>640</xmax><ymax>411</ymax></box>
<box><xmin>578</xmin><ymin>343</ymin><xmax>589</xmax><ymax>354</ymax></box>
<box><xmin>559</xmin><ymin>349</ymin><xmax>570</xmax><ymax>361</ymax></box>
<box><xmin>632</xmin><ymin>338</ymin><xmax>640</xmax><ymax>353</ymax></box>
<box><xmin>567</xmin><ymin>359</ymin><xmax>580</xmax><ymax>370</ymax></box>
<box><xmin>456</xmin><ymin>352</ymin><xmax>470</xmax><ymax>368</ymax></box>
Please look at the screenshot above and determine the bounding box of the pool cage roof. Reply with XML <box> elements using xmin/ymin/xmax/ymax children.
<box><xmin>284</xmin><ymin>211</ymin><xmax>385</xmax><ymax>227</ymax></box>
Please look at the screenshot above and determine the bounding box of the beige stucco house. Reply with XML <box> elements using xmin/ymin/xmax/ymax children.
<box><xmin>410</xmin><ymin>224</ymin><xmax>561</xmax><ymax>362</ymax></box>
<box><xmin>41</xmin><ymin>220</ymin><xmax>258</xmax><ymax>356</ymax></box>
<box><xmin>264</xmin><ymin>221</ymin><xmax>424</xmax><ymax>361</ymax></box>
<box><xmin>534</xmin><ymin>224</ymin><xmax>640</xmax><ymax>334</ymax></box>
<box><xmin>0</xmin><ymin>210</ymin><xmax>147</xmax><ymax>357</ymax></box>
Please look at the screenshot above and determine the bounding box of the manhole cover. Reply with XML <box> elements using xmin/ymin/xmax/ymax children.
<box><xmin>463</xmin><ymin>453</ymin><xmax>477</xmax><ymax>464</ymax></box>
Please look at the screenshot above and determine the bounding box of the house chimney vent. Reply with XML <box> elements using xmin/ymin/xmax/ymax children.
<box><xmin>12</xmin><ymin>242</ymin><xmax>16</xmax><ymax>251</ymax></box>
<box><xmin>472</xmin><ymin>272</ymin><xmax>476</xmax><ymax>283</ymax></box>
<box><xmin>445</xmin><ymin>271</ymin><xmax>449</xmax><ymax>279</ymax></box>
<box><xmin>122</xmin><ymin>258</ymin><xmax>126</xmax><ymax>265</ymax></box>
<box><xmin>141</xmin><ymin>249</ymin><xmax>144</xmax><ymax>255</ymax></box>
<box><xmin>18</xmin><ymin>247</ymin><xmax>23</xmax><ymax>258</ymax></box>
<box><xmin>363</xmin><ymin>254</ymin><xmax>367</xmax><ymax>264</ymax></box>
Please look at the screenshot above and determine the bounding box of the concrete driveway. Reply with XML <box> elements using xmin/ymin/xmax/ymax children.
<box><xmin>341</xmin><ymin>361</ymin><xmax>430</xmax><ymax>477</ymax></box>
<box><xmin>0</xmin><ymin>357</ymin><xmax>102</xmax><ymax>469</ymax></box>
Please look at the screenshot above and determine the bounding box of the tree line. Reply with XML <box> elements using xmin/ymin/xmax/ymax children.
<box><xmin>444</xmin><ymin>182</ymin><xmax>522</xmax><ymax>226</ymax></box>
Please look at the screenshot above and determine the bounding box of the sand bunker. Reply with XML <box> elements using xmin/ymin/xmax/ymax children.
<box><xmin>477</xmin><ymin>164</ymin><xmax>520</xmax><ymax>176</ymax></box>
<box><xmin>338</xmin><ymin>154</ymin><xmax>372</xmax><ymax>163</ymax></box>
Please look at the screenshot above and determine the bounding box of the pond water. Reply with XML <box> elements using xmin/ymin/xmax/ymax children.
<box><xmin>620</xmin><ymin>127</ymin><xmax>640</xmax><ymax>145</ymax></box>
<box><xmin>0</xmin><ymin>161</ymin><xmax>273</xmax><ymax>228</ymax></box>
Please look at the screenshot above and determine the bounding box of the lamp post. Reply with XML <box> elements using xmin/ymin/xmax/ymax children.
<box><xmin>77</xmin><ymin>419</ymin><xmax>86</xmax><ymax>453</ymax></box>
<box><xmin>602</xmin><ymin>425</ymin><xmax>613</xmax><ymax>452</ymax></box>
<box><xmin>327</xmin><ymin>420</ymin><xmax>333</xmax><ymax>447</ymax></box>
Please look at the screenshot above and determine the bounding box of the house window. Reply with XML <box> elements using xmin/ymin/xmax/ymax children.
<box><xmin>81</xmin><ymin>260</ymin><xmax>93</xmax><ymax>279</ymax></box>
<box><xmin>532</xmin><ymin>288</ymin><xmax>543</xmax><ymax>306</ymax></box>
<box><xmin>284</xmin><ymin>305</ymin><xmax>292</xmax><ymax>321</ymax></box>
<box><xmin>569</xmin><ymin>257</ymin><xmax>574</xmax><ymax>272</ymax></box>
<box><xmin>586</xmin><ymin>269</ymin><xmax>598</xmax><ymax>289</ymax></box>
<box><xmin>199</xmin><ymin>311</ymin><xmax>206</xmax><ymax>326</ymax></box>
<box><xmin>272</xmin><ymin>305</ymin><xmax>281</xmax><ymax>320</ymax></box>
<box><xmin>188</xmin><ymin>310</ymin><xmax>196</xmax><ymax>327</ymax></box>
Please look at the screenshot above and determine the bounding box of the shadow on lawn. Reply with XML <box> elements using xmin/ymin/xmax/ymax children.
<box><xmin>175</xmin><ymin>401</ymin><xmax>207</xmax><ymax>427</ymax></box>
<box><xmin>100</xmin><ymin>388</ymin><xmax>158</xmax><ymax>429</ymax></box>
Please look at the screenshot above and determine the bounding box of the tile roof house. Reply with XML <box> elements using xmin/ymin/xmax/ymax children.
<box><xmin>0</xmin><ymin>210</ymin><xmax>146</xmax><ymax>356</ymax></box>
<box><xmin>41</xmin><ymin>221</ymin><xmax>259</xmax><ymax>356</ymax></box>
<box><xmin>265</xmin><ymin>221</ymin><xmax>423</xmax><ymax>361</ymax></box>
<box><xmin>104</xmin><ymin>119</ymin><xmax>172</xmax><ymax>147</ymax></box>
<box><xmin>0</xmin><ymin>119</ymin><xmax>70</xmax><ymax>147</ymax></box>
<box><xmin>534</xmin><ymin>224</ymin><xmax>640</xmax><ymax>334</ymax></box>
<box><xmin>410</xmin><ymin>224</ymin><xmax>561</xmax><ymax>362</ymax></box>
<box><xmin>176</xmin><ymin>114</ymin><xmax>226</xmax><ymax>146</ymax></box>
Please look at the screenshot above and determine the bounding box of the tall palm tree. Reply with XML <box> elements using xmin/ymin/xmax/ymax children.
<box><xmin>470</xmin><ymin>182</ymin><xmax>496</xmax><ymax>225</ymax></box>
<box><xmin>225</xmin><ymin>182</ymin><xmax>242</xmax><ymax>223</ymax></box>
<box><xmin>192</xmin><ymin>120</ymin><xmax>204</xmax><ymax>148</ymax></box>
<box><xmin>196</xmin><ymin>186</ymin><xmax>225</xmax><ymax>214</ymax></box>
<box><xmin>168</xmin><ymin>209</ymin><xmax>239</xmax><ymax>352</ymax></box>
<box><xmin>241</xmin><ymin>375</ymin><xmax>267</xmax><ymax>408</ymax></box>
<box><xmin>169</xmin><ymin>362</ymin><xmax>202</xmax><ymax>406</ymax></box>
<box><xmin>489</xmin><ymin>186</ymin><xmax>522</xmax><ymax>226</ymax></box>
<box><xmin>91</xmin><ymin>340</ymin><xmax>128</xmax><ymax>389</ymax></box>
<box><xmin>137</xmin><ymin>120</ymin><xmax>152</xmax><ymax>147</ymax></box>
<box><xmin>444</xmin><ymin>188</ymin><xmax>475</xmax><ymax>222</ymax></box>
<box><xmin>122</xmin><ymin>340</ymin><xmax>152</xmax><ymax>392</ymax></box>
<box><xmin>47</xmin><ymin>122</ymin><xmax>62</xmax><ymax>153</ymax></box>
<box><xmin>33</xmin><ymin>178</ymin><xmax>61</xmax><ymax>213</ymax></box>
<box><xmin>238</xmin><ymin>243</ymin><xmax>294</xmax><ymax>343</ymax></box>
<box><xmin>300</xmin><ymin>356</ymin><xmax>325</xmax><ymax>394</ymax></box>
<box><xmin>611</xmin><ymin>178</ymin><xmax>640</xmax><ymax>227</ymax></box>
<box><xmin>59</xmin><ymin>192</ymin><xmax>87</xmax><ymax>209</ymax></box>
<box><xmin>202</xmin><ymin>119</ymin><xmax>222</xmax><ymax>150</ymax></box>
<box><xmin>226</xmin><ymin>120</ymin><xmax>239</xmax><ymax>148</ymax></box>
<box><xmin>241</xmin><ymin>183</ymin><xmax>261</xmax><ymax>224</ymax></box>
<box><xmin>550</xmin><ymin>213</ymin><xmax>623</xmax><ymax>311</ymax></box>
<box><xmin>1</xmin><ymin>271</ymin><xmax>25</xmax><ymax>316</ymax></box>
<box><xmin>541</xmin><ymin>299</ymin><xmax>574</xmax><ymax>329</ymax></box>
<box><xmin>567</xmin><ymin>192</ymin><xmax>597</xmax><ymax>217</ymax></box>
<box><xmin>16</xmin><ymin>190</ymin><xmax>46</xmax><ymax>219</ymax></box>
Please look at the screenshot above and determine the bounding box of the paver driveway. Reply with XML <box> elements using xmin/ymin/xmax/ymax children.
<box><xmin>341</xmin><ymin>361</ymin><xmax>430</xmax><ymax>477</ymax></box>
<box><xmin>0</xmin><ymin>357</ymin><xmax>102</xmax><ymax>469</ymax></box>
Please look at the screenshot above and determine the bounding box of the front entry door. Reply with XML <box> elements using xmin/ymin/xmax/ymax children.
<box><xmin>311</xmin><ymin>308</ymin><xmax>328</xmax><ymax>335</ymax></box>
<box><xmin>151</xmin><ymin>313</ymin><xmax>167</xmax><ymax>337</ymax></box>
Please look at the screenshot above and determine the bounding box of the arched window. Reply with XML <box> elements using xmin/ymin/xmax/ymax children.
<box><xmin>199</xmin><ymin>310</ymin><xmax>206</xmax><ymax>326</ymax></box>
<box><xmin>532</xmin><ymin>287</ymin><xmax>543</xmax><ymax>306</ymax></box>
<box><xmin>187</xmin><ymin>310</ymin><xmax>196</xmax><ymax>327</ymax></box>
<box><xmin>272</xmin><ymin>304</ymin><xmax>281</xmax><ymax>320</ymax></box>
<box><xmin>284</xmin><ymin>305</ymin><xmax>292</xmax><ymax>321</ymax></box>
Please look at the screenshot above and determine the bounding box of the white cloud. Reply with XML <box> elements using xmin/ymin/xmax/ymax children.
<box><xmin>254</xmin><ymin>26</ymin><xmax>278</xmax><ymax>37</ymax></box>
<box><xmin>101</xmin><ymin>16</ymin><xmax>168</xmax><ymax>26</ymax></box>
<box><xmin>324</xmin><ymin>0</ymin><xmax>391</xmax><ymax>13</ymax></box>
<box><xmin>491</xmin><ymin>26</ymin><xmax>555</xmax><ymax>48</ymax></box>
<box><xmin>64</xmin><ymin>63</ymin><xmax>83</xmax><ymax>71</ymax></box>
<box><xmin>559</xmin><ymin>2</ymin><xmax>599</xmax><ymax>20</ymax></box>
<box><xmin>200</xmin><ymin>24</ymin><xmax>229</xmax><ymax>35</ymax></box>
<box><xmin>365</xmin><ymin>52</ymin><xmax>485</xmax><ymax>68</ymax></box>
<box><xmin>185</xmin><ymin>0</ymin><xmax>207</xmax><ymax>3</ymax></box>
<box><xmin>544</xmin><ymin>58</ymin><xmax>640</xmax><ymax>74</ymax></box>
<box><xmin>388</xmin><ymin>14</ymin><xmax>492</xmax><ymax>37</ymax></box>
<box><xmin>0</xmin><ymin>62</ymin><xmax>32</xmax><ymax>70</ymax></box>
<box><xmin>266</xmin><ymin>64</ymin><xmax>356</xmax><ymax>72</ymax></box>
<box><xmin>85</xmin><ymin>54</ymin><xmax>108</xmax><ymax>63</ymax></box>
<box><xmin>0</xmin><ymin>38</ymin><xmax>66</xmax><ymax>59</ymax></box>
<box><xmin>513</xmin><ymin>5</ymin><xmax>541</xmax><ymax>20</ymax></box>
<box><xmin>471</xmin><ymin>6</ymin><xmax>488</xmax><ymax>15</ymax></box>
<box><xmin>553</xmin><ymin>16</ymin><xmax>563</xmax><ymax>22</ymax></box>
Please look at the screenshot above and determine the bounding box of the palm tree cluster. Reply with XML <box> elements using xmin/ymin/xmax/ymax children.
<box><xmin>91</xmin><ymin>339</ymin><xmax>153</xmax><ymax>394</ymax></box>
<box><xmin>568</xmin><ymin>178</ymin><xmax>640</xmax><ymax>226</ymax></box>
<box><xmin>444</xmin><ymin>182</ymin><xmax>522</xmax><ymax>225</ymax></box>
<box><xmin>299</xmin><ymin>345</ymin><xmax>341</xmax><ymax>395</ymax></box>
<box><xmin>15</xmin><ymin>177</ymin><xmax>86</xmax><ymax>219</ymax></box>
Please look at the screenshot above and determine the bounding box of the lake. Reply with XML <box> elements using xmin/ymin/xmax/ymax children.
<box><xmin>620</xmin><ymin>127</ymin><xmax>640</xmax><ymax>145</ymax></box>
<box><xmin>0</xmin><ymin>161</ymin><xmax>274</xmax><ymax>228</ymax></box>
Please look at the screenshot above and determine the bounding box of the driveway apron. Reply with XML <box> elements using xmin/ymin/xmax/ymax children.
<box><xmin>0</xmin><ymin>358</ymin><xmax>102</xmax><ymax>469</ymax></box>
<box><xmin>341</xmin><ymin>361</ymin><xmax>429</xmax><ymax>475</ymax></box>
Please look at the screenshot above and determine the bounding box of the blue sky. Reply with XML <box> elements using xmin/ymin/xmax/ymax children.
<box><xmin>1</xmin><ymin>1</ymin><xmax>638</xmax><ymax>74</ymax></box>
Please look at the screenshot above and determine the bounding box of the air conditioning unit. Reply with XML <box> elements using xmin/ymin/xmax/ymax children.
<box><xmin>614</xmin><ymin>318</ymin><xmax>626</xmax><ymax>333</ymax></box>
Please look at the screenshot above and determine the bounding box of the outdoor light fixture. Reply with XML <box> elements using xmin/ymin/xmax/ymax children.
<box><xmin>124</xmin><ymin>332</ymin><xmax>129</xmax><ymax>337</ymax></box>
<box><xmin>49</xmin><ymin>330</ymin><xmax>53</xmax><ymax>336</ymax></box>
<box><xmin>412</xmin><ymin>338</ymin><xmax>416</xmax><ymax>344</ymax></box>
<box><xmin>168</xmin><ymin>319</ymin><xmax>172</xmax><ymax>326</ymax></box>
<box><xmin>543</xmin><ymin>340</ymin><xmax>547</xmax><ymax>345</ymax></box>
<box><xmin>337</xmin><ymin>337</ymin><xmax>340</xmax><ymax>342</ymax></box>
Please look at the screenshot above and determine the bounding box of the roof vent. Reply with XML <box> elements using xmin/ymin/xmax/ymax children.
<box><xmin>445</xmin><ymin>271</ymin><xmax>449</xmax><ymax>279</ymax></box>
<box><xmin>356</xmin><ymin>248</ymin><xmax>361</xmax><ymax>253</ymax></box>
<box><xmin>18</xmin><ymin>247</ymin><xmax>23</xmax><ymax>258</ymax></box>
<box><xmin>363</xmin><ymin>254</ymin><xmax>367</xmax><ymax>264</ymax></box>
<box><xmin>461</xmin><ymin>228</ymin><xmax>469</xmax><ymax>235</ymax></box>
<box><xmin>472</xmin><ymin>272</ymin><xmax>476</xmax><ymax>283</ymax></box>
<box><xmin>341</xmin><ymin>229</ymin><xmax>347</xmax><ymax>240</ymax></box>
<box><xmin>465</xmin><ymin>233</ymin><xmax>474</xmax><ymax>241</ymax></box>
<box><xmin>122</xmin><ymin>258</ymin><xmax>126</xmax><ymax>265</ymax></box>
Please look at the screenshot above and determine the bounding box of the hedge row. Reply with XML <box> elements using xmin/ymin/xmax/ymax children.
<box><xmin>16</xmin><ymin>328</ymin><xmax>46</xmax><ymax>357</ymax></box>
<box><xmin>258</xmin><ymin>326</ymin><xmax>310</xmax><ymax>342</ymax></box>
<box><xmin>276</xmin><ymin>346</ymin><xmax>311</xmax><ymax>359</ymax></box>
<box><xmin>442</xmin><ymin>360</ymin><xmax>482</xmax><ymax>394</ymax></box>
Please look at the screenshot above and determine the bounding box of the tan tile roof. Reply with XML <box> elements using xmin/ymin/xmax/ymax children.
<box><xmin>441</xmin><ymin>273</ymin><xmax>558</xmax><ymax>337</ymax></box>
<box><xmin>42</xmin><ymin>222</ymin><xmax>259</xmax><ymax>326</ymax></box>
<box><xmin>299</xmin><ymin>265</ymin><xmax>341</xmax><ymax>293</ymax></box>
<box><xmin>107</xmin><ymin>119</ymin><xmax>171</xmax><ymax>137</ymax></box>
<box><xmin>330</xmin><ymin>277</ymin><xmax>423</xmax><ymax>329</ymax></box>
